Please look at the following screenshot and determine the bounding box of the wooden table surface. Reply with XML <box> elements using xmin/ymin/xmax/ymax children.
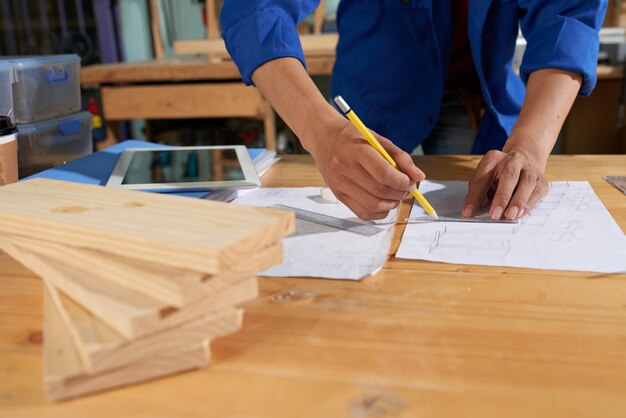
<box><xmin>1</xmin><ymin>155</ymin><xmax>626</xmax><ymax>418</ymax></box>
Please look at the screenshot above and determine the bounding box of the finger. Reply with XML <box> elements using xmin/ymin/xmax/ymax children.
<box><xmin>525</xmin><ymin>180</ymin><xmax>550</xmax><ymax>216</ymax></box>
<box><xmin>376</xmin><ymin>134</ymin><xmax>425</xmax><ymax>183</ymax></box>
<box><xmin>335</xmin><ymin>190</ymin><xmax>391</xmax><ymax>221</ymax></box>
<box><xmin>357</xmin><ymin>145</ymin><xmax>414</xmax><ymax>193</ymax></box>
<box><xmin>345</xmin><ymin>164</ymin><xmax>409</xmax><ymax>201</ymax></box>
<box><xmin>504</xmin><ymin>170</ymin><xmax>539</xmax><ymax>220</ymax></box>
<box><xmin>337</xmin><ymin>175</ymin><xmax>401</xmax><ymax>214</ymax></box>
<box><xmin>462</xmin><ymin>152</ymin><xmax>502</xmax><ymax>217</ymax></box>
<box><xmin>489</xmin><ymin>159</ymin><xmax>523</xmax><ymax>220</ymax></box>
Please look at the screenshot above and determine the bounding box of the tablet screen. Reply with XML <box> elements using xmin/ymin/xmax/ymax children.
<box><xmin>121</xmin><ymin>148</ymin><xmax>245</xmax><ymax>185</ymax></box>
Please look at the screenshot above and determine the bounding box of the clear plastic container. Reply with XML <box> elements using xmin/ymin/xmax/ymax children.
<box><xmin>3</xmin><ymin>55</ymin><xmax>81</xmax><ymax>124</ymax></box>
<box><xmin>0</xmin><ymin>61</ymin><xmax>13</xmax><ymax>119</ymax></box>
<box><xmin>17</xmin><ymin>111</ymin><xmax>93</xmax><ymax>178</ymax></box>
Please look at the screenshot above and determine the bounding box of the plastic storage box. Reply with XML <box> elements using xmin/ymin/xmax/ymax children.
<box><xmin>17</xmin><ymin>111</ymin><xmax>93</xmax><ymax>178</ymax></box>
<box><xmin>2</xmin><ymin>55</ymin><xmax>81</xmax><ymax>124</ymax></box>
<box><xmin>0</xmin><ymin>61</ymin><xmax>13</xmax><ymax>119</ymax></box>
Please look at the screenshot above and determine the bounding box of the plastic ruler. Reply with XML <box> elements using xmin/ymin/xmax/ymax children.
<box><xmin>272</xmin><ymin>204</ymin><xmax>383</xmax><ymax>236</ymax></box>
<box><xmin>604</xmin><ymin>176</ymin><xmax>626</xmax><ymax>195</ymax></box>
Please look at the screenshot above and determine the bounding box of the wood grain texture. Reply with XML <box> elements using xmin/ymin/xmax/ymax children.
<box><xmin>43</xmin><ymin>282</ymin><xmax>209</xmax><ymax>402</ymax></box>
<box><xmin>0</xmin><ymin>178</ymin><xmax>294</xmax><ymax>274</ymax></box>
<box><xmin>0</xmin><ymin>241</ymin><xmax>259</xmax><ymax>339</ymax></box>
<box><xmin>2</xmin><ymin>155</ymin><xmax>626</xmax><ymax>417</ymax></box>
<box><xmin>173</xmin><ymin>34</ymin><xmax>338</xmax><ymax>58</ymax></box>
<box><xmin>101</xmin><ymin>84</ymin><xmax>269</xmax><ymax>121</ymax></box>
<box><xmin>45</xmin><ymin>279</ymin><xmax>241</xmax><ymax>373</ymax></box>
<box><xmin>205</xmin><ymin>0</ymin><xmax>220</xmax><ymax>40</ymax></box>
<box><xmin>79</xmin><ymin>61</ymin><xmax>619</xmax><ymax>86</ymax></box>
<box><xmin>80</xmin><ymin>57</ymin><xmax>336</xmax><ymax>84</ymax></box>
<box><xmin>6</xmin><ymin>235</ymin><xmax>278</xmax><ymax>308</ymax></box>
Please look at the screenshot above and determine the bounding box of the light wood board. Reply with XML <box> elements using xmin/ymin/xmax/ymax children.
<box><xmin>43</xmin><ymin>283</ymin><xmax>209</xmax><ymax>402</ymax></box>
<box><xmin>5</xmin><ymin>234</ymin><xmax>278</xmax><ymax>307</ymax></box>
<box><xmin>102</xmin><ymin>83</ymin><xmax>269</xmax><ymax>120</ymax></box>
<box><xmin>45</xmin><ymin>280</ymin><xmax>242</xmax><ymax>373</ymax></box>
<box><xmin>0</xmin><ymin>240</ymin><xmax>258</xmax><ymax>339</ymax></box>
<box><xmin>0</xmin><ymin>178</ymin><xmax>294</xmax><ymax>274</ymax></box>
<box><xmin>79</xmin><ymin>57</ymin><xmax>336</xmax><ymax>84</ymax></box>
<box><xmin>173</xmin><ymin>34</ymin><xmax>338</xmax><ymax>58</ymax></box>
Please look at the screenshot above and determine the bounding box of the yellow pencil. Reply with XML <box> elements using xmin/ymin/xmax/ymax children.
<box><xmin>333</xmin><ymin>95</ymin><xmax>438</xmax><ymax>220</ymax></box>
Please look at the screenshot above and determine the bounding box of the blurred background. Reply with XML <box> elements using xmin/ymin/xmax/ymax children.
<box><xmin>0</xmin><ymin>0</ymin><xmax>624</xmax><ymax>161</ymax></box>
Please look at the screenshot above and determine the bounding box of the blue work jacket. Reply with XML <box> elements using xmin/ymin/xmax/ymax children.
<box><xmin>221</xmin><ymin>0</ymin><xmax>606</xmax><ymax>153</ymax></box>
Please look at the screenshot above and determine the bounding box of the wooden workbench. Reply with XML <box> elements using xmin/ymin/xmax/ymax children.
<box><xmin>1</xmin><ymin>155</ymin><xmax>626</xmax><ymax>417</ymax></box>
<box><xmin>81</xmin><ymin>57</ymin><xmax>336</xmax><ymax>151</ymax></box>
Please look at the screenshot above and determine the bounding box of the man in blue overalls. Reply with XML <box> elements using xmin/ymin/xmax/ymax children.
<box><xmin>221</xmin><ymin>0</ymin><xmax>607</xmax><ymax>221</ymax></box>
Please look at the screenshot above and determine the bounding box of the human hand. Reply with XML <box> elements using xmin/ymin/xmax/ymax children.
<box><xmin>461</xmin><ymin>150</ymin><xmax>549</xmax><ymax>220</ymax></box>
<box><xmin>308</xmin><ymin>120</ymin><xmax>425</xmax><ymax>221</ymax></box>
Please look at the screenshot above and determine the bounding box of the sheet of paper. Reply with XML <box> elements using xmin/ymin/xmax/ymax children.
<box><xmin>396</xmin><ymin>181</ymin><xmax>626</xmax><ymax>273</ymax></box>
<box><xmin>232</xmin><ymin>188</ymin><xmax>396</xmax><ymax>280</ymax></box>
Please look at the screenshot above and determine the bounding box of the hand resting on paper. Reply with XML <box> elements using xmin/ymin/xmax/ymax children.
<box><xmin>462</xmin><ymin>149</ymin><xmax>549</xmax><ymax>221</ymax></box>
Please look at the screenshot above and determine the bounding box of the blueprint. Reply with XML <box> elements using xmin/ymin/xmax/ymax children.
<box><xmin>232</xmin><ymin>188</ymin><xmax>396</xmax><ymax>280</ymax></box>
<box><xmin>396</xmin><ymin>181</ymin><xmax>626</xmax><ymax>273</ymax></box>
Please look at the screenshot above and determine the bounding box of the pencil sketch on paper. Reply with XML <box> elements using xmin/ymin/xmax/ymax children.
<box><xmin>232</xmin><ymin>188</ymin><xmax>396</xmax><ymax>280</ymax></box>
<box><xmin>396</xmin><ymin>181</ymin><xmax>626</xmax><ymax>273</ymax></box>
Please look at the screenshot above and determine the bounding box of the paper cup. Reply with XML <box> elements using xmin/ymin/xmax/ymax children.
<box><xmin>0</xmin><ymin>131</ymin><xmax>18</xmax><ymax>185</ymax></box>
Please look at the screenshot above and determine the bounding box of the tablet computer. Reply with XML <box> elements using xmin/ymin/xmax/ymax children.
<box><xmin>106</xmin><ymin>146</ymin><xmax>261</xmax><ymax>192</ymax></box>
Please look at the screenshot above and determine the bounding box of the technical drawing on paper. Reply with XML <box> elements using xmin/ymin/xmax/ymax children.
<box><xmin>232</xmin><ymin>187</ymin><xmax>396</xmax><ymax>280</ymax></box>
<box><xmin>396</xmin><ymin>181</ymin><xmax>626</xmax><ymax>273</ymax></box>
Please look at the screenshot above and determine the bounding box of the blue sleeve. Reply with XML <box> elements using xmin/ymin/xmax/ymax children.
<box><xmin>518</xmin><ymin>0</ymin><xmax>607</xmax><ymax>96</ymax></box>
<box><xmin>220</xmin><ymin>0</ymin><xmax>319</xmax><ymax>85</ymax></box>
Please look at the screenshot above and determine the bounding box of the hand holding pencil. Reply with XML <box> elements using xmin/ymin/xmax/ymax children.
<box><xmin>334</xmin><ymin>96</ymin><xmax>438</xmax><ymax>219</ymax></box>
<box><xmin>305</xmin><ymin>108</ymin><xmax>428</xmax><ymax>221</ymax></box>
<box><xmin>248</xmin><ymin>58</ymin><xmax>424</xmax><ymax>222</ymax></box>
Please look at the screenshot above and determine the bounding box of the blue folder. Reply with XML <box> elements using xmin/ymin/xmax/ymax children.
<box><xmin>24</xmin><ymin>140</ymin><xmax>269</xmax><ymax>199</ymax></box>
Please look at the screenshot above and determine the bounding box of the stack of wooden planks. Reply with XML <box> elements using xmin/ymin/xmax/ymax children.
<box><xmin>0</xmin><ymin>178</ymin><xmax>294</xmax><ymax>401</ymax></box>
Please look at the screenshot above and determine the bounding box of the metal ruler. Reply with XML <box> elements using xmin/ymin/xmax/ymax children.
<box><xmin>272</xmin><ymin>204</ymin><xmax>383</xmax><ymax>236</ymax></box>
<box><xmin>604</xmin><ymin>176</ymin><xmax>626</xmax><ymax>195</ymax></box>
<box><xmin>406</xmin><ymin>215</ymin><xmax>519</xmax><ymax>224</ymax></box>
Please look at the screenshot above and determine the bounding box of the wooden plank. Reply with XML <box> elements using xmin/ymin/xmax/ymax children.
<box><xmin>101</xmin><ymin>83</ymin><xmax>267</xmax><ymax>120</ymax></box>
<box><xmin>44</xmin><ymin>281</ymin><xmax>84</xmax><ymax>382</ymax></box>
<box><xmin>206</xmin><ymin>0</ymin><xmax>220</xmax><ymax>40</ymax></box>
<box><xmin>173</xmin><ymin>38</ymin><xmax>228</xmax><ymax>58</ymax></box>
<box><xmin>597</xmin><ymin>65</ymin><xmax>624</xmax><ymax>80</ymax></box>
<box><xmin>80</xmin><ymin>60</ymin><xmax>616</xmax><ymax>87</ymax></box>
<box><xmin>7</xmin><ymin>235</ymin><xmax>279</xmax><ymax>307</ymax></box>
<box><xmin>46</xmin><ymin>280</ymin><xmax>242</xmax><ymax>373</ymax></box>
<box><xmin>173</xmin><ymin>38</ymin><xmax>227</xmax><ymax>58</ymax></box>
<box><xmin>0</xmin><ymin>240</ymin><xmax>259</xmax><ymax>339</ymax></box>
<box><xmin>313</xmin><ymin>0</ymin><xmax>326</xmax><ymax>35</ymax></box>
<box><xmin>80</xmin><ymin>58</ymin><xmax>243</xmax><ymax>84</ymax></box>
<box><xmin>44</xmin><ymin>283</ymin><xmax>209</xmax><ymax>402</ymax></box>
<box><xmin>173</xmin><ymin>34</ymin><xmax>338</xmax><ymax>58</ymax></box>
<box><xmin>149</xmin><ymin>0</ymin><xmax>165</xmax><ymax>58</ymax></box>
<box><xmin>80</xmin><ymin>57</ymin><xmax>336</xmax><ymax>85</ymax></box>
<box><xmin>0</xmin><ymin>179</ymin><xmax>294</xmax><ymax>274</ymax></box>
